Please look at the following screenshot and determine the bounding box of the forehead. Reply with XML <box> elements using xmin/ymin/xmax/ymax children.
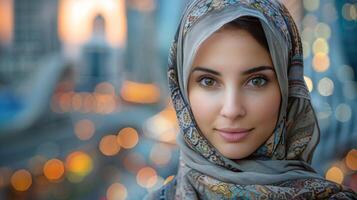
<box><xmin>192</xmin><ymin>27</ymin><xmax>273</xmax><ymax>73</ymax></box>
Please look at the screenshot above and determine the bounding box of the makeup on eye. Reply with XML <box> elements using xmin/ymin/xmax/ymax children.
<box><xmin>197</xmin><ymin>76</ymin><xmax>219</xmax><ymax>88</ymax></box>
<box><xmin>245</xmin><ymin>75</ymin><xmax>269</xmax><ymax>88</ymax></box>
<box><xmin>191</xmin><ymin>65</ymin><xmax>275</xmax><ymax>76</ymax></box>
<box><xmin>193</xmin><ymin>72</ymin><xmax>271</xmax><ymax>89</ymax></box>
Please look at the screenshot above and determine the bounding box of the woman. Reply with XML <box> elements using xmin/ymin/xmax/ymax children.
<box><xmin>146</xmin><ymin>0</ymin><xmax>357</xmax><ymax>199</ymax></box>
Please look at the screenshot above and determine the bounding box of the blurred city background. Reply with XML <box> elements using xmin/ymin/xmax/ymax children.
<box><xmin>0</xmin><ymin>0</ymin><xmax>356</xmax><ymax>199</ymax></box>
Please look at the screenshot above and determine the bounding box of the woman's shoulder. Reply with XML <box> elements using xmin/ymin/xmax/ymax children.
<box><xmin>144</xmin><ymin>177</ymin><xmax>177</xmax><ymax>200</ymax></box>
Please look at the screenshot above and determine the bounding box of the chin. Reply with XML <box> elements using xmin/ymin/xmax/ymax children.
<box><xmin>218</xmin><ymin>147</ymin><xmax>251</xmax><ymax>160</ymax></box>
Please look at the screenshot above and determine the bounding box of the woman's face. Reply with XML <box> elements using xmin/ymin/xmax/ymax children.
<box><xmin>188</xmin><ymin>27</ymin><xmax>281</xmax><ymax>159</ymax></box>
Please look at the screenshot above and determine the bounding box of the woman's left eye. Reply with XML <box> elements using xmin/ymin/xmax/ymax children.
<box><xmin>247</xmin><ymin>77</ymin><xmax>268</xmax><ymax>87</ymax></box>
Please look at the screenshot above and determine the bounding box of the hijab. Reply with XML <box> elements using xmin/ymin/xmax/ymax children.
<box><xmin>146</xmin><ymin>0</ymin><xmax>357</xmax><ymax>199</ymax></box>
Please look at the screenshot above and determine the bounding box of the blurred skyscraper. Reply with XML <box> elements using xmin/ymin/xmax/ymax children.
<box><xmin>78</xmin><ymin>15</ymin><xmax>122</xmax><ymax>92</ymax></box>
<box><xmin>0</xmin><ymin>0</ymin><xmax>61</xmax><ymax>84</ymax></box>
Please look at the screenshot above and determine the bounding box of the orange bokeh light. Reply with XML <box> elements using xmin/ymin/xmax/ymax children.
<box><xmin>313</xmin><ymin>53</ymin><xmax>330</xmax><ymax>72</ymax></box>
<box><xmin>120</xmin><ymin>81</ymin><xmax>160</xmax><ymax>104</ymax></box>
<box><xmin>325</xmin><ymin>166</ymin><xmax>344</xmax><ymax>184</ymax></box>
<box><xmin>43</xmin><ymin>159</ymin><xmax>65</xmax><ymax>181</ymax></box>
<box><xmin>72</xmin><ymin>93</ymin><xmax>83</xmax><ymax>111</ymax></box>
<box><xmin>106</xmin><ymin>183</ymin><xmax>128</xmax><ymax>200</ymax></box>
<box><xmin>58</xmin><ymin>0</ymin><xmax>127</xmax><ymax>47</ymax></box>
<box><xmin>94</xmin><ymin>93</ymin><xmax>117</xmax><ymax>114</ymax></box>
<box><xmin>65</xmin><ymin>151</ymin><xmax>93</xmax><ymax>177</ymax></box>
<box><xmin>0</xmin><ymin>0</ymin><xmax>13</xmax><ymax>43</ymax></box>
<box><xmin>99</xmin><ymin>135</ymin><xmax>121</xmax><ymax>156</ymax></box>
<box><xmin>82</xmin><ymin>93</ymin><xmax>97</xmax><ymax>113</ymax></box>
<box><xmin>117</xmin><ymin>127</ymin><xmax>139</xmax><ymax>149</ymax></box>
<box><xmin>163</xmin><ymin>175</ymin><xmax>175</xmax><ymax>185</ymax></box>
<box><xmin>345</xmin><ymin>149</ymin><xmax>357</xmax><ymax>170</ymax></box>
<box><xmin>136</xmin><ymin>167</ymin><xmax>157</xmax><ymax>188</ymax></box>
<box><xmin>10</xmin><ymin>169</ymin><xmax>32</xmax><ymax>192</ymax></box>
<box><xmin>74</xmin><ymin>119</ymin><xmax>95</xmax><ymax>140</ymax></box>
<box><xmin>59</xmin><ymin>92</ymin><xmax>73</xmax><ymax>112</ymax></box>
<box><xmin>95</xmin><ymin>82</ymin><xmax>116</xmax><ymax>95</ymax></box>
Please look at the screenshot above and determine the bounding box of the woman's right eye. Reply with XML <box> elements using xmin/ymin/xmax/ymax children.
<box><xmin>198</xmin><ymin>77</ymin><xmax>217</xmax><ymax>87</ymax></box>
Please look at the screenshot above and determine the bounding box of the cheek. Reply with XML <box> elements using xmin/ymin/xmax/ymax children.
<box><xmin>247</xmin><ymin>90</ymin><xmax>281</xmax><ymax>125</ymax></box>
<box><xmin>189</xmin><ymin>90</ymin><xmax>220</xmax><ymax>128</ymax></box>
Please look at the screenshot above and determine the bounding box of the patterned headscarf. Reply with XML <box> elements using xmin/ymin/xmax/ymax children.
<box><xmin>146</xmin><ymin>0</ymin><xmax>356</xmax><ymax>199</ymax></box>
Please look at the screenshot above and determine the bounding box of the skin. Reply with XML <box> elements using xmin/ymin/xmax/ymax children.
<box><xmin>188</xmin><ymin>26</ymin><xmax>281</xmax><ymax>159</ymax></box>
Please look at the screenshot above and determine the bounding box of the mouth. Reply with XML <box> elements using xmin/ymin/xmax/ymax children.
<box><xmin>214</xmin><ymin>128</ymin><xmax>254</xmax><ymax>142</ymax></box>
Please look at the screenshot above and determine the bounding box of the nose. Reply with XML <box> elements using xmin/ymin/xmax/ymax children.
<box><xmin>220</xmin><ymin>88</ymin><xmax>246</xmax><ymax>119</ymax></box>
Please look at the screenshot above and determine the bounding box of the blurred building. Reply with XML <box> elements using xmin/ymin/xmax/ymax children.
<box><xmin>0</xmin><ymin>0</ymin><xmax>61</xmax><ymax>84</ymax></box>
<box><xmin>77</xmin><ymin>15</ymin><xmax>122</xmax><ymax>92</ymax></box>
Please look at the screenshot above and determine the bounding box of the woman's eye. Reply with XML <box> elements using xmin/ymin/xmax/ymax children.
<box><xmin>247</xmin><ymin>77</ymin><xmax>267</xmax><ymax>87</ymax></box>
<box><xmin>198</xmin><ymin>77</ymin><xmax>217</xmax><ymax>87</ymax></box>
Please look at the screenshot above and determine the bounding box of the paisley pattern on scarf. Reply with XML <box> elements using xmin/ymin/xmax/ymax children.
<box><xmin>144</xmin><ymin>0</ymin><xmax>357</xmax><ymax>199</ymax></box>
<box><xmin>187</xmin><ymin>170</ymin><xmax>348</xmax><ymax>200</ymax></box>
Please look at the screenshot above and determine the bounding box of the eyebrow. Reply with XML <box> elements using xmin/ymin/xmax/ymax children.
<box><xmin>191</xmin><ymin>66</ymin><xmax>275</xmax><ymax>76</ymax></box>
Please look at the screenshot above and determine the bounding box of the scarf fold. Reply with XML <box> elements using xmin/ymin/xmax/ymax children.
<box><xmin>146</xmin><ymin>0</ymin><xmax>357</xmax><ymax>199</ymax></box>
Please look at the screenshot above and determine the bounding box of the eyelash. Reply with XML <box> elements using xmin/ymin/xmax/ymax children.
<box><xmin>196</xmin><ymin>75</ymin><xmax>269</xmax><ymax>88</ymax></box>
<box><xmin>246</xmin><ymin>75</ymin><xmax>269</xmax><ymax>88</ymax></box>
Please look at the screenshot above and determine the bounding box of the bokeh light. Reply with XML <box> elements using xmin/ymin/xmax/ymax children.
<box><xmin>82</xmin><ymin>93</ymin><xmax>96</xmax><ymax>113</ymax></box>
<box><xmin>314</xmin><ymin>23</ymin><xmax>331</xmax><ymax>39</ymax></box>
<box><xmin>95</xmin><ymin>82</ymin><xmax>116</xmax><ymax>96</ymax></box>
<box><xmin>301</xmin><ymin>27</ymin><xmax>315</xmax><ymax>44</ymax></box>
<box><xmin>303</xmin><ymin>0</ymin><xmax>320</xmax><ymax>12</ymax></box>
<box><xmin>136</xmin><ymin>167</ymin><xmax>157</xmax><ymax>188</ymax></box>
<box><xmin>345</xmin><ymin>149</ymin><xmax>357</xmax><ymax>171</ymax></box>
<box><xmin>123</xmin><ymin>152</ymin><xmax>146</xmax><ymax>174</ymax></box>
<box><xmin>99</xmin><ymin>135</ymin><xmax>121</xmax><ymax>156</ymax></box>
<box><xmin>302</xmin><ymin>14</ymin><xmax>318</xmax><ymax>29</ymax></box>
<box><xmin>163</xmin><ymin>175</ymin><xmax>175</xmax><ymax>185</ymax></box>
<box><xmin>43</xmin><ymin>159</ymin><xmax>65</xmax><ymax>181</ymax></box>
<box><xmin>317</xmin><ymin>102</ymin><xmax>332</xmax><ymax>120</ymax></box>
<box><xmin>59</xmin><ymin>92</ymin><xmax>73</xmax><ymax>112</ymax></box>
<box><xmin>10</xmin><ymin>169</ymin><xmax>32</xmax><ymax>192</ymax></box>
<box><xmin>72</xmin><ymin>93</ymin><xmax>82</xmax><ymax>111</ymax></box>
<box><xmin>120</xmin><ymin>81</ymin><xmax>160</xmax><ymax>104</ymax></box>
<box><xmin>74</xmin><ymin>119</ymin><xmax>95</xmax><ymax>140</ymax></box>
<box><xmin>0</xmin><ymin>0</ymin><xmax>13</xmax><ymax>43</ymax></box>
<box><xmin>106</xmin><ymin>182</ymin><xmax>128</xmax><ymax>200</ymax></box>
<box><xmin>325</xmin><ymin>166</ymin><xmax>344</xmax><ymax>184</ymax></box>
<box><xmin>304</xmin><ymin>76</ymin><xmax>314</xmax><ymax>92</ymax></box>
<box><xmin>117</xmin><ymin>127</ymin><xmax>139</xmax><ymax>149</ymax></box>
<box><xmin>147</xmin><ymin>176</ymin><xmax>164</xmax><ymax>192</ymax></box>
<box><xmin>127</xmin><ymin>0</ymin><xmax>156</xmax><ymax>12</ymax></box>
<box><xmin>313</xmin><ymin>38</ymin><xmax>329</xmax><ymax>55</ymax></box>
<box><xmin>342</xmin><ymin>3</ymin><xmax>357</xmax><ymax>21</ymax></box>
<box><xmin>313</xmin><ymin>53</ymin><xmax>330</xmax><ymax>72</ymax></box>
<box><xmin>144</xmin><ymin>102</ymin><xmax>178</xmax><ymax>143</ymax></box>
<box><xmin>94</xmin><ymin>93</ymin><xmax>117</xmax><ymax>114</ymax></box>
<box><xmin>318</xmin><ymin>77</ymin><xmax>334</xmax><ymax>96</ymax></box>
<box><xmin>65</xmin><ymin>151</ymin><xmax>93</xmax><ymax>182</ymax></box>
<box><xmin>335</xmin><ymin>103</ymin><xmax>352</xmax><ymax>123</ymax></box>
<box><xmin>150</xmin><ymin>144</ymin><xmax>172</xmax><ymax>167</ymax></box>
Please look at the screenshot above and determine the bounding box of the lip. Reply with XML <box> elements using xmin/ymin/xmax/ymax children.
<box><xmin>215</xmin><ymin>128</ymin><xmax>254</xmax><ymax>142</ymax></box>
